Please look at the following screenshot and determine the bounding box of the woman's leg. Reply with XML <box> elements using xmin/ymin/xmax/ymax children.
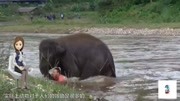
<box><xmin>24</xmin><ymin>69</ymin><xmax>28</xmax><ymax>87</ymax></box>
<box><xmin>21</xmin><ymin>70</ymin><xmax>26</xmax><ymax>88</ymax></box>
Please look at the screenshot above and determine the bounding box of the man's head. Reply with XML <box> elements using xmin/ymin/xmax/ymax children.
<box><xmin>52</xmin><ymin>67</ymin><xmax>61</xmax><ymax>78</ymax></box>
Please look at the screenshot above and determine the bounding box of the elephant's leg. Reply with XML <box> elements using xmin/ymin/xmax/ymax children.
<box><xmin>80</xmin><ymin>62</ymin><xmax>99</xmax><ymax>80</ymax></box>
<box><xmin>62</xmin><ymin>53</ymin><xmax>80</xmax><ymax>77</ymax></box>
<box><xmin>99</xmin><ymin>61</ymin><xmax>116</xmax><ymax>77</ymax></box>
<box><xmin>65</xmin><ymin>62</ymin><xmax>79</xmax><ymax>77</ymax></box>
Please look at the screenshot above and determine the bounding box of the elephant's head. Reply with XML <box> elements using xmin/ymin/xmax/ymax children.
<box><xmin>39</xmin><ymin>39</ymin><xmax>65</xmax><ymax>79</ymax></box>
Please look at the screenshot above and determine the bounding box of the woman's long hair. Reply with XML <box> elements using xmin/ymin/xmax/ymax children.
<box><xmin>13</xmin><ymin>36</ymin><xmax>24</xmax><ymax>53</ymax></box>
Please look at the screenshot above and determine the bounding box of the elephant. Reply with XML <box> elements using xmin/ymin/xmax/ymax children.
<box><xmin>39</xmin><ymin>33</ymin><xmax>116</xmax><ymax>80</ymax></box>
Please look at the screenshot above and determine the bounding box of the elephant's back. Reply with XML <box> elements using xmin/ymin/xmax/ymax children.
<box><xmin>58</xmin><ymin>33</ymin><xmax>102</xmax><ymax>44</ymax></box>
<box><xmin>57</xmin><ymin>33</ymin><xmax>109</xmax><ymax>52</ymax></box>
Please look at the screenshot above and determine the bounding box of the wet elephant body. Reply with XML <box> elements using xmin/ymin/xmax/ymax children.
<box><xmin>39</xmin><ymin>33</ymin><xmax>116</xmax><ymax>80</ymax></box>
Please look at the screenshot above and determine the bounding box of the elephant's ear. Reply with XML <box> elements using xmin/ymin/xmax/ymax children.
<box><xmin>56</xmin><ymin>46</ymin><xmax>66</xmax><ymax>55</ymax></box>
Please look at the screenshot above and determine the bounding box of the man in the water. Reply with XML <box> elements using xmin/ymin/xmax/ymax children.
<box><xmin>50</xmin><ymin>67</ymin><xmax>67</xmax><ymax>84</ymax></box>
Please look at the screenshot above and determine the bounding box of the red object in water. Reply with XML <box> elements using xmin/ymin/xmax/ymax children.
<box><xmin>54</xmin><ymin>74</ymin><xmax>67</xmax><ymax>84</ymax></box>
<box><xmin>57</xmin><ymin>74</ymin><xmax>67</xmax><ymax>84</ymax></box>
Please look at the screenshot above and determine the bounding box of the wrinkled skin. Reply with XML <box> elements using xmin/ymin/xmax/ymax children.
<box><xmin>39</xmin><ymin>33</ymin><xmax>116</xmax><ymax>80</ymax></box>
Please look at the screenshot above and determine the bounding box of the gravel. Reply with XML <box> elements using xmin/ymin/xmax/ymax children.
<box><xmin>71</xmin><ymin>28</ymin><xmax>180</xmax><ymax>36</ymax></box>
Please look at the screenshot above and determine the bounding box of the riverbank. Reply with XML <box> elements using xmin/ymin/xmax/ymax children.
<box><xmin>0</xmin><ymin>24</ymin><xmax>180</xmax><ymax>36</ymax></box>
<box><xmin>73</xmin><ymin>27</ymin><xmax>180</xmax><ymax>36</ymax></box>
<box><xmin>0</xmin><ymin>70</ymin><xmax>90</xmax><ymax>101</ymax></box>
<box><xmin>0</xmin><ymin>19</ymin><xmax>180</xmax><ymax>36</ymax></box>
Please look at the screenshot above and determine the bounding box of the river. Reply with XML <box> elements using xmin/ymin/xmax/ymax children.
<box><xmin>0</xmin><ymin>33</ymin><xmax>179</xmax><ymax>101</ymax></box>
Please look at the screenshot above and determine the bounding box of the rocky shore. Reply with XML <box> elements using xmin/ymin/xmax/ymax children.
<box><xmin>1</xmin><ymin>27</ymin><xmax>180</xmax><ymax>36</ymax></box>
<box><xmin>71</xmin><ymin>28</ymin><xmax>180</xmax><ymax>36</ymax></box>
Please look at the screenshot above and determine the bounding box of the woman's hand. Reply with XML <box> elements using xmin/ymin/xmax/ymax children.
<box><xmin>19</xmin><ymin>66</ymin><xmax>25</xmax><ymax>71</ymax></box>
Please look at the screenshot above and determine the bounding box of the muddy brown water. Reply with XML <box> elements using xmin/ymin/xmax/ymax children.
<box><xmin>0</xmin><ymin>33</ymin><xmax>180</xmax><ymax>101</ymax></box>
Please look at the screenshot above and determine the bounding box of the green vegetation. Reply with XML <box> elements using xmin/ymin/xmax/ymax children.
<box><xmin>0</xmin><ymin>0</ymin><xmax>180</xmax><ymax>24</ymax></box>
<box><xmin>97</xmin><ymin>0</ymin><xmax>180</xmax><ymax>24</ymax></box>
<box><xmin>0</xmin><ymin>70</ymin><xmax>90</xmax><ymax>101</ymax></box>
<box><xmin>0</xmin><ymin>0</ymin><xmax>179</xmax><ymax>33</ymax></box>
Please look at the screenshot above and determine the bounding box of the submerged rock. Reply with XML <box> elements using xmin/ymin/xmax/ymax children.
<box><xmin>67</xmin><ymin>76</ymin><xmax>116</xmax><ymax>93</ymax></box>
<box><xmin>79</xmin><ymin>76</ymin><xmax>116</xmax><ymax>89</ymax></box>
